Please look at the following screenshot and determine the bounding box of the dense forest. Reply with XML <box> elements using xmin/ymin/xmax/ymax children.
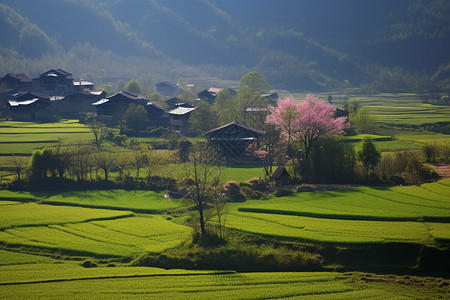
<box><xmin>0</xmin><ymin>0</ymin><xmax>449</xmax><ymax>92</ymax></box>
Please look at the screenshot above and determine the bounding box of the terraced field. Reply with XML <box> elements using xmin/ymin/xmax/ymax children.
<box><xmin>227</xmin><ymin>179</ymin><xmax>450</xmax><ymax>244</ymax></box>
<box><xmin>0</xmin><ymin>263</ymin><xmax>447</xmax><ymax>299</ymax></box>
<box><xmin>0</xmin><ymin>120</ymin><xmax>92</xmax><ymax>155</ymax></box>
<box><xmin>0</xmin><ymin>202</ymin><xmax>191</xmax><ymax>257</ymax></box>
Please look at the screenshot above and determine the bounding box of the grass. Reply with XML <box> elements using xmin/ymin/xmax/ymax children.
<box><xmin>225</xmin><ymin>211</ymin><xmax>445</xmax><ymax>244</ymax></box>
<box><xmin>39</xmin><ymin>190</ymin><xmax>182</xmax><ymax>213</ymax></box>
<box><xmin>0</xmin><ymin>213</ymin><xmax>191</xmax><ymax>256</ymax></box>
<box><xmin>0</xmin><ymin>264</ymin><xmax>447</xmax><ymax>299</ymax></box>
<box><xmin>223</xmin><ymin>179</ymin><xmax>450</xmax><ymax>244</ymax></box>
<box><xmin>0</xmin><ymin>202</ymin><xmax>133</xmax><ymax>229</ymax></box>
<box><xmin>236</xmin><ymin>179</ymin><xmax>450</xmax><ymax>222</ymax></box>
<box><xmin>0</xmin><ymin>250</ymin><xmax>55</xmax><ymax>265</ymax></box>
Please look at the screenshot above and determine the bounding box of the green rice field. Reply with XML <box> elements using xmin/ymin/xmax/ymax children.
<box><xmin>0</xmin><ymin>201</ymin><xmax>191</xmax><ymax>256</ymax></box>
<box><xmin>0</xmin><ymin>263</ymin><xmax>447</xmax><ymax>299</ymax></box>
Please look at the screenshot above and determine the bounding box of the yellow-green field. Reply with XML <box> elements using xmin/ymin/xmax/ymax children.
<box><xmin>0</xmin><ymin>263</ymin><xmax>447</xmax><ymax>299</ymax></box>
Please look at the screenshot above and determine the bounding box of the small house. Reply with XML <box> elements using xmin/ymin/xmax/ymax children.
<box><xmin>8</xmin><ymin>92</ymin><xmax>54</xmax><ymax>122</ymax></box>
<box><xmin>146</xmin><ymin>102</ymin><xmax>170</xmax><ymax>127</ymax></box>
<box><xmin>0</xmin><ymin>73</ymin><xmax>32</xmax><ymax>91</ymax></box>
<box><xmin>272</xmin><ymin>167</ymin><xmax>290</xmax><ymax>186</ymax></box>
<box><xmin>205</xmin><ymin>120</ymin><xmax>265</xmax><ymax>164</ymax></box>
<box><xmin>156</xmin><ymin>81</ymin><xmax>183</xmax><ymax>98</ymax></box>
<box><xmin>168</xmin><ymin>106</ymin><xmax>196</xmax><ymax>133</ymax></box>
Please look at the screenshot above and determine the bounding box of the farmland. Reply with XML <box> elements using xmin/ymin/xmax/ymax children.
<box><xmin>0</xmin><ymin>263</ymin><xmax>448</xmax><ymax>299</ymax></box>
<box><xmin>0</xmin><ymin>92</ymin><xmax>449</xmax><ymax>298</ymax></box>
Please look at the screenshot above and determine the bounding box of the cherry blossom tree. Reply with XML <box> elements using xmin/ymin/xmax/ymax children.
<box><xmin>266</xmin><ymin>94</ymin><xmax>349</xmax><ymax>174</ymax></box>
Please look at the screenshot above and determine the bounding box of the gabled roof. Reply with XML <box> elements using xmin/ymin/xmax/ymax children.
<box><xmin>168</xmin><ymin>107</ymin><xmax>196</xmax><ymax>115</ymax></box>
<box><xmin>13</xmin><ymin>91</ymin><xmax>50</xmax><ymax>101</ymax></box>
<box><xmin>157</xmin><ymin>81</ymin><xmax>179</xmax><ymax>88</ymax></box>
<box><xmin>1</xmin><ymin>73</ymin><xmax>32</xmax><ymax>83</ymax></box>
<box><xmin>73</xmin><ymin>80</ymin><xmax>94</xmax><ymax>86</ymax></box>
<box><xmin>205</xmin><ymin>120</ymin><xmax>265</xmax><ymax>137</ymax></box>
<box><xmin>108</xmin><ymin>90</ymin><xmax>147</xmax><ymax>101</ymax></box>
<box><xmin>272</xmin><ymin>167</ymin><xmax>290</xmax><ymax>180</ymax></box>
<box><xmin>147</xmin><ymin>102</ymin><xmax>165</xmax><ymax>111</ymax></box>
<box><xmin>92</xmin><ymin>98</ymin><xmax>109</xmax><ymax>106</ymax></box>
<box><xmin>8</xmin><ymin>99</ymin><xmax>40</xmax><ymax>106</ymax></box>
<box><xmin>39</xmin><ymin>69</ymin><xmax>72</xmax><ymax>78</ymax></box>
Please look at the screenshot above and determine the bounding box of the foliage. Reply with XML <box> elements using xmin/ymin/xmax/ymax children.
<box><xmin>123</xmin><ymin>79</ymin><xmax>143</xmax><ymax>95</ymax></box>
<box><xmin>239</xmin><ymin>72</ymin><xmax>270</xmax><ymax>92</ymax></box>
<box><xmin>87</xmin><ymin>120</ymin><xmax>108</xmax><ymax>149</ymax></box>
<box><xmin>266</xmin><ymin>94</ymin><xmax>349</xmax><ymax>176</ymax></box>
<box><xmin>122</xmin><ymin>103</ymin><xmax>149</xmax><ymax>131</ymax></box>
<box><xmin>148</xmin><ymin>92</ymin><xmax>165</xmax><ymax>108</ymax></box>
<box><xmin>188</xmin><ymin>101</ymin><xmax>218</xmax><ymax>136</ymax></box>
<box><xmin>308</xmin><ymin>137</ymin><xmax>356</xmax><ymax>182</ymax></box>
<box><xmin>351</xmin><ymin>107</ymin><xmax>377</xmax><ymax>134</ymax></box>
<box><xmin>357</xmin><ymin>137</ymin><xmax>381</xmax><ymax>178</ymax></box>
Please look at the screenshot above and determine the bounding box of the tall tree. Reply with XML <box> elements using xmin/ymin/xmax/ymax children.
<box><xmin>123</xmin><ymin>79</ymin><xmax>143</xmax><ymax>95</ymax></box>
<box><xmin>357</xmin><ymin>137</ymin><xmax>381</xmax><ymax>178</ymax></box>
<box><xmin>239</xmin><ymin>72</ymin><xmax>270</xmax><ymax>92</ymax></box>
<box><xmin>183</xmin><ymin>147</ymin><xmax>223</xmax><ymax>237</ymax></box>
<box><xmin>88</xmin><ymin>120</ymin><xmax>108</xmax><ymax>149</ymax></box>
<box><xmin>189</xmin><ymin>102</ymin><xmax>218</xmax><ymax>136</ymax></box>
<box><xmin>123</xmin><ymin>103</ymin><xmax>149</xmax><ymax>131</ymax></box>
<box><xmin>266</xmin><ymin>94</ymin><xmax>349</xmax><ymax>174</ymax></box>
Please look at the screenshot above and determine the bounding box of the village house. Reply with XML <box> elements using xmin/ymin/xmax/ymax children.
<box><xmin>51</xmin><ymin>90</ymin><xmax>106</xmax><ymax>118</ymax></box>
<box><xmin>168</xmin><ymin>106</ymin><xmax>196</xmax><ymax>133</ymax></box>
<box><xmin>165</xmin><ymin>97</ymin><xmax>194</xmax><ymax>110</ymax></box>
<box><xmin>92</xmin><ymin>90</ymin><xmax>148</xmax><ymax>125</ymax></box>
<box><xmin>156</xmin><ymin>81</ymin><xmax>183</xmax><ymax>98</ymax></box>
<box><xmin>33</xmin><ymin>69</ymin><xmax>74</xmax><ymax>96</ymax></box>
<box><xmin>146</xmin><ymin>102</ymin><xmax>170</xmax><ymax>127</ymax></box>
<box><xmin>197</xmin><ymin>87</ymin><xmax>237</xmax><ymax>104</ymax></box>
<box><xmin>7</xmin><ymin>92</ymin><xmax>54</xmax><ymax>122</ymax></box>
<box><xmin>0</xmin><ymin>73</ymin><xmax>33</xmax><ymax>91</ymax></box>
<box><xmin>205</xmin><ymin>120</ymin><xmax>265</xmax><ymax>164</ymax></box>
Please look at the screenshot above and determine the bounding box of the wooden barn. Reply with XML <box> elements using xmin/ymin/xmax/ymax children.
<box><xmin>205</xmin><ymin>120</ymin><xmax>265</xmax><ymax>164</ymax></box>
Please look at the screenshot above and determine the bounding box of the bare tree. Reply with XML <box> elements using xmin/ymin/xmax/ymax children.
<box><xmin>94</xmin><ymin>151</ymin><xmax>115</xmax><ymax>181</ymax></box>
<box><xmin>88</xmin><ymin>121</ymin><xmax>108</xmax><ymax>149</ymax></box>
<box><xmin>8</xmin><ymin>155</ymin><xmax>29</xmax><ymax>181</ymax></box>
<box><xmin>183</xmin><ymin>147</ymin><xmax>223</xmax><ymax>237</ymax></box>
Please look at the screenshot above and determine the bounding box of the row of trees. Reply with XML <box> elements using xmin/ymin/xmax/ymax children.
<box><xmin>13</xmin><ymin>143</ymin><xmax>166</xmax><ymax>185</ymax></box>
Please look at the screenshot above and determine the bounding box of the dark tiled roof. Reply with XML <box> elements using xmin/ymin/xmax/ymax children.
<box><xmin>39</xmin><ymin>69</ymin><xmax>72</xmax><ymax>78</ymax></box>
<box><xmin>205</xmin><ymin>120</ymin><xmax>265</xmax><ymax>136</ymax></box>
<box><xmin>272</xmin><ymin>167</ymin><xmax>289</xmax><ymax>180</ymax></box>
<box><xmin>1</xmin><ymin>73</ymin><xmax>32</xmax><ymax>83</ymax></box>
<box><xmin>108</xmin><ymin>90</ymin><xmax>148</xmax><ymax>101</ymax></box>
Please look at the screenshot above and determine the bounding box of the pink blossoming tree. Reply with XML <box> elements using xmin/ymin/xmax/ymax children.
<box><xmin>266</xmin><ymin>94</ymin><xmax>349</xmax><ymax>175</ymax></box>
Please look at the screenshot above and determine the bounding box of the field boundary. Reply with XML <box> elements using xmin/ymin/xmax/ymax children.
<box><xmin>237</xmin><ymin>207</ymin><xmax>450</xmax><ymax>223</ymax></box>
<box><xmin>40</xmin><ymin>200</ymin><xmax>165</xmax><ymax>214</ymax></box>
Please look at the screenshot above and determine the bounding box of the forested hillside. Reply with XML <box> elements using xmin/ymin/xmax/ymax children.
<box><xmin>0</xmin><ymin>0</ymin><xmax>449</xmax><ymax>91</ymax></box>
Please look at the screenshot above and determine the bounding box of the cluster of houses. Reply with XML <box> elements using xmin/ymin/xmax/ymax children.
<box><xmin>1</xmin><ymin>69</ymin><xmax>277</xmax><ymax>134</ymax></box>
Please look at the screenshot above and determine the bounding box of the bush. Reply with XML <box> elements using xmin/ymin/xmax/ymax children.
<box><xmin>274</xmin><ymin>188</ymin><xmax>294</xmax><ymax>197</ymax></box>
<box><xmin>223</xmin><ymin>181</ymin><xmax>245</xmax><ymax>202</ymax></box>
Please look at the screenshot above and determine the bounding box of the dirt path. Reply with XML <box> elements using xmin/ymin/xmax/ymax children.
<box><xmin>430</xmin><ymin>163</ymin><xmax>450</xmax><ymax>179</ymax></box>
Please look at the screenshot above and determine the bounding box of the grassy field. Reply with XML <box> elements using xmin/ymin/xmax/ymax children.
<box><xmin>314</xmin><ymin>93</ymin><xmax>450</xmax><ymax>125</ymax></box>
<box><xmin>236</xmin><ymin>180</ymin><xmax>450</xmax><ymax>221</ymax></box>
<box><xmin>39</xmin><ymin>190</ymin><xmax>182</xmax><ymax>213</ymax></box>
<box><xmin>0</xmin><ymin>201</ymin><xmax>191</xmax><ymax>256</ymax></box>
<box><xmin>223</xmin><ymin>179</ymin><xmax>450</xmax><ymax>244</ymax></box>
<box><xmin>0</xmin><ymin>263</ymin><xmax>447</xmax><ymax>299</ymax></box>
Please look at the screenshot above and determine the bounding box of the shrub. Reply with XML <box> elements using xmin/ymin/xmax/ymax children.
<box><xmin>223</xmin><ymin>181</ymin><xmax>245</xmax><ymax>202</ymax></box>
<box><xmin>274</xmin><ymin>188</ymin><xmax>294</xmax><ymax>197</ymax></box>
